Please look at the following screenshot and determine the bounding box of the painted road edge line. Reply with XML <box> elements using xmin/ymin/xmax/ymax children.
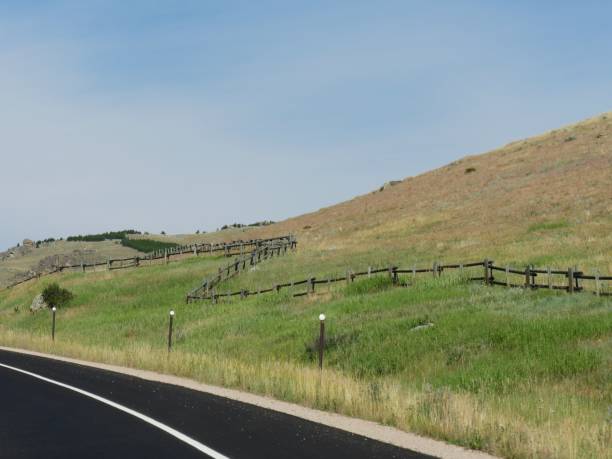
<box><xmin>0</xmin><ymin>362</ymin><xmax>229</xmax><ymax>459</ymax></box>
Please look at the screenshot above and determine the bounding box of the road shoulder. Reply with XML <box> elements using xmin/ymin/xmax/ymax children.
<box><xmin>0</xmin><ymin>345</ymin><xmax>497</xmax><ymax>459</ymax></box>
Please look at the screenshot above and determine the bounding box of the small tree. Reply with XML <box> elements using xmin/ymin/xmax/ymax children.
<box><xmin>42</xmin><ymin>283</ymin><xmax>74</xmax><ymax>309</ymax></box>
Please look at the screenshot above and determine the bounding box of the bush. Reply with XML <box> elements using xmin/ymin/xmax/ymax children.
<box><xmin>465</xmin><ymin>167</ymin><xmax>476</xmax><ymax>174</ymax></box>
<box><xmin>42</xmin><ymin>283</ymin><xmax>74</xmax><ymax>309</ymax></box>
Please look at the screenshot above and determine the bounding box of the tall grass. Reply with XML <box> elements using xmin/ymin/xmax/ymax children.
<box><xmin>0</xmin><ymin>260</ymin><xmax>610</xmax><ymax>458</ymax></box>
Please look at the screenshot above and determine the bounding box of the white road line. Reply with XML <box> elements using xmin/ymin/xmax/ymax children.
<box><xmin>0</xmin><ymin>362</ymin><xmax>229</xmax><ymax>459</ymax></box>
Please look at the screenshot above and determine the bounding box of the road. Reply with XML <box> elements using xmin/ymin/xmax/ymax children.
<box><xmin>0</xmin><ymin>349</ymin><xmax>434</xmax><ymax>458</ymax></box>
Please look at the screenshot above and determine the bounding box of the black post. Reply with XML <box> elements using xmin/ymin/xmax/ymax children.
<box><xmin>51</xmin><ymin>307</ymin><xmax>56</xmax><ymax>341</ymax></box>
<box><xmin>168</xmin><ymin>310</ymin><xmax>175</xmax><ymax>352</ymax></box>
<box><xmin>318</xmin><ymin>314</ymin><xmax>326</xmax><ymax>370</ymax></box>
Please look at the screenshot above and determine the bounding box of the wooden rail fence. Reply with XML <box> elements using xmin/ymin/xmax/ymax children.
<box><xmin>4</xmin><ymin>235</ymin><xmax>296</xmax><ymax>290</ymax></box>
<box><xmin>188</xmin><ymin>259</ymin><xmax>611</xmax><ymax>303</ymax></box>
<box><xmin>186</xmin><ymin>236</ymin><xmax>298</xmax><ymax>303</ymax></box>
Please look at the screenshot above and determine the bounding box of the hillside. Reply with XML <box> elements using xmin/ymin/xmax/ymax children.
<box><xmin>162</xmin><ymin>112</ymin><xmax>612</xmax><ymax>273</ymax></box>
<box><xmin>1</xmin><ymin>113</ymin><xmax>611</xmax><ymax>458</ymax></box>
<box><xmin>0</xmin><ymin>240</ymin><xmax>141</xmax><ymax>288</ymax></box>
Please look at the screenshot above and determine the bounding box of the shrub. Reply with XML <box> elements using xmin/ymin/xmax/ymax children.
<box><xmin>564</xmin><ymin>136</ymin><xmax>576</xmax><ymax>142</ymax></box>
<box><xmin>42</xmin><ymin>283</ymin><xmax>74</xmax><ymax>309</ymax></box>
<box><xmin>465</xmin><ymin>167</ymin><xmax>476</xmax><ymax>174</ymax></box>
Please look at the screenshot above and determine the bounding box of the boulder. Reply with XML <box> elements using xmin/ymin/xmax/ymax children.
<box><xmin>378</xmin><ymin>180</ymin><xmax>402</xmax><ymax>192</ymax></box>
<box><xmin>30</xmin><ymin>294</ymin><xmax>48</xmax><ymax>312</ymax></box>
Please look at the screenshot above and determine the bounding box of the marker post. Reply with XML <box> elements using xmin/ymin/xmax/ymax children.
<box><xmin>318</xmin><ymin>314</ymin><xmax>326</xmax><ymax>370</ymax></box>
<box><xmin>51</xmin><ymin>307</ymin><xmax>57</xmax><ymax>341</ymax></box>
<box><xmin>168</xmin><ymin>310</ymin><xmax>175</xmax><ymax>352</ymax></box>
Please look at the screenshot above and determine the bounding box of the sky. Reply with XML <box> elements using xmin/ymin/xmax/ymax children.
<box><xmin>1</xmin><ymin>1</ymin><xmax>611</xmax><ymax>250</ymax></box>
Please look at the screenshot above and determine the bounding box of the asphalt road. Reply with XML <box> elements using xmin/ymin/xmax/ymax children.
<box><xmin>0</xmin><ymin>349</ymin><xmax>435</xmax><ymax>459</ymax></box>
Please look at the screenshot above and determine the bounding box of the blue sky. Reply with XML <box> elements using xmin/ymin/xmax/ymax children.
<box><xmin>1</xmin><ymin>1</ymin><xmax>611</xmax><ymax>249</ymax></box>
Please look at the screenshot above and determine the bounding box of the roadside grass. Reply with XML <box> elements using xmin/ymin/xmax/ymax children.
<box><xmin>0</xmin><ymin>259</ymin><xmax>610</xmax><ymax>458</ymax></box>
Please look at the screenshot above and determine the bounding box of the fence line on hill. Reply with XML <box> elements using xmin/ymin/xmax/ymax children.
<box><xmin>187</xmin><ymin>259</ymin><xmax>611</xmax><ymax>303</ymax></box>
<box><xmin>185</xmin><ymin>236</ymin><xmax>298</xmax><ymax>303</ymax></box>
<box><xmin>4</xmin><ymin>235</ymin><xmax>296</xmax><ymax>290</ymax></box>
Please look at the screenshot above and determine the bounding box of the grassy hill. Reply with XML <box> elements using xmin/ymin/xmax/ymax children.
<box><xmin>0</xmin><ymin>240</ymin><xmax>141</xmax><ymax>288</ymax></box>
<box><xmin>1</xmin><ymin>113</ymin><xmax>611</xmax><ymax>458</ymax></box>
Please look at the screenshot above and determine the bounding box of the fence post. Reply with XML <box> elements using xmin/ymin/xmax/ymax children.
<box><xmin>164</xmin><ymin>249</ymin><xmax>168</xmax><ymax>265</ymax></box>
<box><xmin>547</xmin><ymin>267</ymin><xmax>552</xmax><ymax>290</ymax></box>
<box><xmin>275</xmin><ymin>284</ymin><xmax>280</xmax><ymax>294</ymax></box>
<box><xmin>567</xmin><ymin>267</ymin><xmax>574</xmax><ymax>293</ymax></box>
<box><xmin>107</xmin><ymin>258</ymin><xmax>111</xmax><ymax>271</ymax></box>
<box><xmin>432</xmin><ymin>261</ymin><xmax>438</xmax><ymax>278</ymax></box>
<box><xmin>211</xmin><ymin>288</ymin><xmax>217</xmax><ymax>304</ymax></box>
<box><xmin>412</xmin><ymin>265</ymin><xmax>416</xmax><ymax>280</ymax></box>
<box><xmin>346</xmin><ymin>270</ymin><xmax>351</xmax><ymax>286</ymax></box>
<box><xmin>595</xmin><ymin>271</ymin><xmax>601</xmax><ymax>297</ymax></box>
<box><xmin>483</xmin><ymin>259</ymin><xmax>489</xmax><ymax>285</ymax></box>
<box><xmin>194</xmin><ymin>246</ymin><xmax>198</xmax><ymax>257</ymax></box>
<box><xmin>367</xmin><ymin>266</ymin><xmax>371</xmax><ymax>278</ymax></box>
<box><xmin>574</xmin><ymin>266</ymin><xmax>580</xmax><ymax>292</ymax></box>
<box><xmin>505</xmin><ymin>266</ymin><xmax>510</xmax><ymax>287</ymax></box>
<box><xmin>309</xmin><ymin>277</ymin><xmax>316</xmax><ymax>294</ymax></box>
<box><xmin>392</xmin><ymin>266</ymin><xmax>398</xmax><ymax>285</ymax></box>
<box><xmin>524</xmin><ymin>266</ymin><xmax>530</xmax><ymax>288</ymax></box>
<box><xmin>81</xmin><ymin>262</ymin><xmax>85</xmax><ymax>273</ymax></box>
<box><xmin>318</xmin><ymin>314</ymin><xmax>326</xmax><ymax>370</ymax></box>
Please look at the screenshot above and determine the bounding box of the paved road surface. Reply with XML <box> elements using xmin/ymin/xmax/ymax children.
<box><xmin>0</xmin><ymin>349</ymin><xmax>435</xmax><ymax>458</ymax></box>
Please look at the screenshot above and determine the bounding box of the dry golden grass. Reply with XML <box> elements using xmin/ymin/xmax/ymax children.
<box><xmin>160</xmin><ymin>112</ymin><xmax>612</xmax><ymax>273</ymax></box>
<box><xmin>1</xmin><ymin>329</ymin><xmax>609</xmax><ymax>459</ymax></box>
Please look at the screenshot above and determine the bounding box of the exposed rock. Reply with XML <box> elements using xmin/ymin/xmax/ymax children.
<box><xmin>30</xmin><ymin>293</ymin><xmax>48</xmax><ymax>312</ymax></box>
<box><xmin>22</xmin><ymin>239</ymin><xmax>35</xmax><ymax>248</ymax></box>
<box><xmin>410</xmin><ymin>322</ymin><xmax>434</xmax><ymax>332</ymax></box>
<box><xmin>379</xmin><ymin>180</ymin><xmax>402</xmax><ymax>192</ymax></box>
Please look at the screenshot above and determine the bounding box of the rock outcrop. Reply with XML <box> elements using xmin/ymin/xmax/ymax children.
<box><xmin>30</xmin><ymin>293</ymin><xmax>48</xmax><ymax>312</ymax></box>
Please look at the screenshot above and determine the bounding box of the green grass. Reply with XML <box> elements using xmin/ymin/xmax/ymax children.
<box><xmin>0</xmin><ymin>255</ymin><xmax>610</xmax><ymax>458</ymax></box>
<box><xmin>527</xmin><ymin>220</ymin><xmax>570</xmax><ymax>233</ymax></box>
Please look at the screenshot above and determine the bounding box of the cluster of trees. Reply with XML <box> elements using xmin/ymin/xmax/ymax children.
<box><xmin>35</xmin><ymin>237</ymin><xmax>60</xmax><ymax>247</ymax></box>
<box><xmin>219</xmin><ymin>220</ymin><xmax>275</xmax><ymax>230</ymax></box>
<box><xmin>120</xmin><ymin>238</ymin><xmax>179</xmax><ymax>253</ymax></box>
<box><xmin>66</xmin><ymin>230</ymin><xmax>141</xmax><ymax>242</ymax></box>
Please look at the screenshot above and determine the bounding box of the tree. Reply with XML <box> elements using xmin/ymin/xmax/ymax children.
<box><xmin>42</xmin><ymin>283</ymin><xmax>74</xmax><ymax>309</ymax></box>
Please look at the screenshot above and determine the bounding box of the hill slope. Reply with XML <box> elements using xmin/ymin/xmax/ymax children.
<box><xmin>1</xmin><ymin>113</ymin><xmax>611</xmax><ymax>458</ymax></box>
<box><xmin>166</xmin><ymin>112</ymin><xmax>612</xmax><ymax>272</ymax></box>
<box><xmin>0</xmin><ymin>240</ymin><xmax>141</xmax><ymax>288</ymax></box>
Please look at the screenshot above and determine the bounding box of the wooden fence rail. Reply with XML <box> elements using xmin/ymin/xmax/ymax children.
<box><xmin>3</xmin><ymin>235</ymin><xmax>297</xmax><ymax>290</ymax></box>
<box><xmin>185</xmin><ymin>236</ymin><xmax>297</xmax><ymax>303</ymax></box>
<box><xmin>188</xmin><ymin>259</ymin><xmax>611</xmax><ymax>303</ymax></box>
